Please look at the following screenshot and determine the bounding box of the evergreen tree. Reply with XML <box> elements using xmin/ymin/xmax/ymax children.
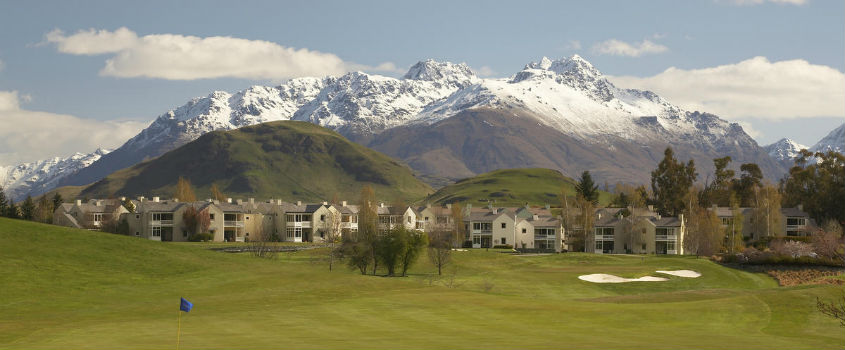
<box><xmin>651</xmin><ymin>147</ymin><xmax>697</xmax><ymax>216</ymax></box>
<box><xmin>51</xmin><ymin>193</ymin><xmax>63</xmax><ymax>212</ymax></box>
<box><xmin>574</xmin><ymin>171</ymin><xmax>599</xmax><ymax>205</ymax></box>
<box><xmin>782</xmin><ymin>150</ymin><xmax>845</xmax><ymax>225</ymax></box>
<box><xmin>21</xmin><ymin>196</ymin><xmax>36</xmax><ymax>220</ymax></box>
<box><xmin>35</xmin><ymin>195</ymin><xmax>52</xmax><ymax>223</ymax></box>
<box><xmin>0</xmin><ymin>185</ymin><xmax>8</xmax><ymax>217</ymax></box>
<box><xmin>732</xmin><ymin>163</ymin><xmax>763</xmax><ymax>207</ymax></box>
<box><xmin>6</xmin><ymin>200</ymin><xmax>20</xmax><ymax>219</ymax></box>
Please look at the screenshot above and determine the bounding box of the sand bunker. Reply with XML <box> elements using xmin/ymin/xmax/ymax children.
<box><xmin>655</xmin><ymin>270</ymin><xmax>701</xmax><ymax>278</ymax></box>
<box><xmin>578</xmin><ymin>274</ymin><xmax>669</xmax><ymax>283</ymax></box>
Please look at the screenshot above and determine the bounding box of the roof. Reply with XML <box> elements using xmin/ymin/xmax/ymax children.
<box><xmin>466</xmin><ymin>208</ymin><xmax>514</xmax><ymax>221</ymax></box>
<box><xmin>650</xmin><ymin>216</ymin><xmax>682</xmax><ymax>227</ymax></box>
<box><xmin>781</xmin><ymin>207</ymin><xmax>810</xmax><ymax>217</ymax></box>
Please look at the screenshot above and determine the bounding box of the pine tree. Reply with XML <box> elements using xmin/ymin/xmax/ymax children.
<box><xmin>651</xmin><ymin>147</ymin><xmax>697</xmax><ymax>216</ymax></box>
<box><xmin>574</xmin><ymin>171</ymin><xmax>599</xmax><ymax>205</ymax></box>
<box><xmin>21</xmin><ymin>196</ymin><xmax>36</xmax><ymax>220</ymax></box>
<box><xmin>6</xmin><ymin>200</ymin><xmax>20</xmax><ymax>219</ymax></box>
<box><xmin>52</xmin><ymin>193</ymin><xmax>63</xmax><ymax>212</ymax></box>
<box><xmin>0</xmin><ymin>185</ymin><xmax>8</xmax><ymax>217</ymax></box>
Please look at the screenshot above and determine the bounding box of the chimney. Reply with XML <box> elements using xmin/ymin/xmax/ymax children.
<box><xmin>236</xmin><ymin>199</ymin><xmax>243</xmax><ymax>205</ymax></box>
<box><xmin>545</xmin><ymin>203</ymin><xmax>550</xmax><ymax>210</ymax></box>
<box><xmin>277</xmin><ymin>199</ymin><xmax>282</xmax><ymax>206</ymax></box>
<box><xmin>249</xmin><ymin>198</ymin><xmax>254</xmax><ymax>204</ymax></box>
<box><xmin>492</xmin><ymin>208</ymin><xmax>498</xmax><ymax>214</ymax></box>
<box><xmin>138</xmin><ymin>196</ymin><xmax>145</xmax><ymax>202</ymax></box>
<box><xmin>533</xmin><ymin>214</ymin><xmax>539</xmax><ymax>221</ymax></box>
<box><xmin>297</xmin><ymin>200</ymin><xmax>302</xmax><ymax>206</ymax></box>
<box><xmin>207</xmin><ymin>198</ymin><xmax>213</xmax><ymax>202</ymax></box>
<box><xmin>797</xmin><ymin>204</ymin><xmax>804</xmax><ymax>212</ymax></box>
<box><xmin>173</xmin><ymin>198</ymin><xmax>179</xmax><ymax>203</ymax></box>
<box><xmin>446</xmin><ymin>203</ymin><xmax>452</xmax><ymax>209</ymax></box>
<box><xmin>153</xmin><ymin>196</ymin><xmax>160</xmax><ymax>202</ymax></box>
<box><xmin>657</xmin><ymin>213</ymin><xmax>662</xmax><ymax>220</ymax></box>
<box><xmin>119</xmin><ymin>196</ymin><xmax>125</xmax><ymax>201</ymax></box>
<box><xmin>597</xmin><ymin>213</ymin><xmax>602</xmax><ymax>220</ymax></box>
<box><xmin>226</xmin><ymin>198</ymin><xmax>232</xmax><ymax>203</ymax></box>
<box><xmin>426</xmin><ymin>202</ymin><xmax>431</xmax><ymax>208</ymax></box>
<box><xmin>323</xmin><ymin>201</ymin><xmax>328</xmax><ymax>205</ymax></box>
<box><xmin>380</xmin><ymin>203</ymin><xmax>384</xmax><ymax>208</ymax></box>
<box><xmin>75</xmin><ymin>199</ymin><xmax>82</xmax><ymax>206</ymax></box>
<box><xmin>96</xmin><ymin>200</ymin><xmax>103</xmax><ymax>206</ymax></box>
<box><xmin>648</xmin><ymin>205</ymin><xmax>654</xmax><ymax>212</ymax></box>
<box><xmin>342</xmin><ymin>201</ymin><xmax>347</xmax><ymax>207</ymax></box>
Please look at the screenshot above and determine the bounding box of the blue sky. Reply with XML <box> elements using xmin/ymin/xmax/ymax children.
<box><xmin>0</xmin><ymin>0</ymin><xmax>843</xmax><ymax>165</ymax></box>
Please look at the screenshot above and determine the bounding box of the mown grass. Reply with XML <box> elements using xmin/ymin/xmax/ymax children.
<box><xmin>425</xmin><ymin>168</ymin><xmax>612</xmax><ymax>207</ymax></box>
<box><xmin>1</xmin><ymin>218</ymin><xmax>842</xmax><ymax>349</ymax></box>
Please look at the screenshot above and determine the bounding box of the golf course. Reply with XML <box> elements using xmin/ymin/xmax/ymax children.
<box><xmin>1</xmin><ymin>217</ymin><xmax>842</xmax><ymax>349</ymax></box>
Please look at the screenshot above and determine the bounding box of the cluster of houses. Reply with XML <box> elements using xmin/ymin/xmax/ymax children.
<box><xmin>53</xmin><ymin>196</ymin><xmax>815</xmax><ymax>255</ymax></box>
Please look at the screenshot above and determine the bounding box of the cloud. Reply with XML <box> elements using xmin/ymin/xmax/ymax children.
<box><xmin>722</xmin><ymin>0</ymin><xmax>807</xmax><ymax>5</ymax></box>
<box><xmin>474</xmin><ymin>65</ymin><xmax>496</xmax><ymax>77</ymax></box>
<box><xmin>45</xmin><ymin>27</ymin><xmax>398</xmax><ymax>80</ymax></box>
<box><xmin>0</xmin><ymin>90</ymin><xmax>148</xmax><ymax>166</ymax></box>
<box><xmin>0</xmin><ymin>58</ymin><xmax>4</xmax><ymax>72</ymax></box>
<box><xmin>591</xmin><ymin>39</ymin><xmax>668</xmax><ymax>57</ymax></box>
<box><xmin>565</xmin><ymin>40</ymin><xmax>582</xmax><ymax>50</ymax></box>
<box><xmin>735</xmin><ymin>120</ymin><xmax>762</xmax><ymax>139</ymax></box>
<box><xmin>608</xmin><ymin>56</ymin><xmax>845</xmax><ymax>119</ymax></box>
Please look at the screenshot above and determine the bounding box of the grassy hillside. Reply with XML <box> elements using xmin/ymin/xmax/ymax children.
<box><xmin>78</xmin><ymin>121</ymin><xmax>432</xmax><ymax>203</ymax></box>
<box><xmin>1</xmin><ymin>218</ymin><xmax>842</xmax><ymax>349</ymax></box>
<box><xmin>425</xmin><ymin>168</ymin><xmax>612</xmax><ymax>206</ymax></box>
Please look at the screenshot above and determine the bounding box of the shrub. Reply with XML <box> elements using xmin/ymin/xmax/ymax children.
<box><xmin>189</xmin><ymin>233</ymin><xmax>214</xmax><ymax>242</ymax></box>
<box><xmin>493</xmin><ymin>244</ymin><xmax>513</xmax><ymax>249</ymax></box>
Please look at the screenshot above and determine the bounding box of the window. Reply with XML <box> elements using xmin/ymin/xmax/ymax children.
<box><xmin>501</xmin><ymin>223</ymin><xmax>506</xmax><ymax>229</ymax></box>
<box><xmin>209</xmin><ymin>214</ymin><xmax>215</xmax><ymax>220</ymax></box>
<box><xmin>595</xmin><ymin>227</ymin><xmax>614</xmax><ymax>236</ymax></box>
<box><xmin>473</xmin><ymin>222</ymin><xmax>492</xmax><ymax>231</ymax></box>
<box><xmin>183</xmin><ymin>230</ymin><xmax>188</xmax><ymax>237</ymax></box>
<box><xmin>320</xmin><ymin>214</ymin><xmax>325</xmax><ymax>222</ymax></box>
<box><xmin>787</xmin><ymin>217</ymin><xmax>806</xmax><ymax>226</ymax></box>
<box><xmin>352</xmin><ymin>215</ymin><xmax>358</xmax><ymax>223</ymax></box>
<box><xmin>135</xmin><ymin>231</ymin><xmax>140</xmax><ymax>236</ymax></box>
<box><xmin>92</xmin><ymin>213</ymin><xmax>104</xmax><ymax>222</ymax></box>
<box><xmin>152</xmin><ymin>226</ymin><xmax>162</xmax><ymax>237</ymax></box>
<box><xmin>136</xmin><ymin>214</ymin><xmax>140</xmax><ymax>219</ymax></box>
<box><xmin>424</xmin><ymin>216</ymin><xmax>429</xmax><ymax>222</ymax></box>
<box><xmin>152</xmin><ymin>213</ymin><xmax>173</xmax><ymax>221</ymax></box>
<box><xmin>245</xmin><ymin>216</ymin><xmax>249</xmax><ymax>220</ymax></box>
<box><xmin>246</xmin><ymin>233</ymin><xmax>249</xmax><ymax>237</ymax></box>
<box><xmin>501</xmin><ymin>237</ymin><xmax>507</xmax><ymax>245</ymax></box>
<box><xmin>320</xmin><ymin>231</ymin><xmax>325</xmax><ymax>238</ymax></box>
<box><xmin>535</xmin><ymin>228</ymin><xmax>554</xmax><ymax>236</ymax></box>
<box><xmin>666</xmin><ymin>241</ymin><xmax>676</xmax><ymax>251</ymax></box>
<box><xmin>522</xmin><ymin>228</ymin><xmax>527</xmax><ymax>234</ymax></box>
<box><xmin>407</xmin><ymin>216</ymin><xmax>412</xmax><ymax>223</ymax></box>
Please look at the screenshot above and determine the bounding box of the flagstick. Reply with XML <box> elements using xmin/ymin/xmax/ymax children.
<box><xmin>176</xmin><ymin>310</ymin><xmax>182</xmax><ymax>350</ymax></box>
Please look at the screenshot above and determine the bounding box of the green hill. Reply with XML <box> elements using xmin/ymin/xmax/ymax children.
<box><xmin>1</xmin><ymin>218</ymin><xmax>842</xmax><ymax>349</ymax></box>
<box><xmin>78</xmin><ymin>121</ymin><xmax>432</xmax><ymax>202</ymax></box>
<box><xmin>425</xmin><ymin>168</ymin><xmax>612</xmax><ymax>206</ymax></box>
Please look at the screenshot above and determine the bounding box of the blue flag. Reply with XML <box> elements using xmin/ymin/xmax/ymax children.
<box><xmin>180</xmin><ymin>297</ymin><xmax>193</xmax><ymax>313</ymax></box>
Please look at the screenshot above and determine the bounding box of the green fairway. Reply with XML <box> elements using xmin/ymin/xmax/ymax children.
<box><xmin>1</xmin><ymin>218</ymin><xmax>842</xmax><ymax>349</ymax></box>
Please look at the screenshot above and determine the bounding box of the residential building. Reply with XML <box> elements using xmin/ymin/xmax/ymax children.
<box><xmin>592</xmin><ymin>207</ymin><xmax>685</xmax><ymax>255</ymax></box>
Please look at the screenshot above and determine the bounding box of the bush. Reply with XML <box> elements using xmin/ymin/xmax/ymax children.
<box><xmin>493</xmin><ymin>244</ymin><xmax>513</xmax><ymax>249</ymax></box>
<box><xmin>721</xmin><ymin>247</ymin><xmax>844</xmax><ymax>267</ymax></box>
<box><xmin>189</xmin><ymin>233</ymin><xmax>214</xmax><ymax>242</ymax></box>
<box><xmin>461</xmin><ymin>240</ymin><xmax>473</xmax><ymax>248</ymax></box>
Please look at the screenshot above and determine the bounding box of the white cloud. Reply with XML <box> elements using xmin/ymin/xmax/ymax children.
<box><xmin>591</xmin><ymin>39</ymin><xmax>668</xmax><ymax>57</ymax></box>
<box><xmin>566</xmin><ymin>40</ymin><xmax>582</xmax><ymax>50</ymax></box>
<box><xmin>45</xmin><ymin>27</ymin><xmax>398</xmax><ymax>80</ymax></box>
<box><xmin>474</xmin><ymin>65</ymin><xmax>496</xmax><ymax>77</ymax></box>
<box><xmin>735</xmin><ymin>120</ymin><xmax>762</xmax><ymax>139</ymax></box>
<box><xmin>722</xmin><ymin>0</ymin><xmax>807</xmax><ymax>5</ymax></box>
<box><xmin>608</xmin><ymin>56</ymin><xmax>845</xmax><ymax>120</ymax></box>
<box><xmin>0</xmin><ymin>90</ymin><xmax>148</xmax><ymax>166</ymax></box>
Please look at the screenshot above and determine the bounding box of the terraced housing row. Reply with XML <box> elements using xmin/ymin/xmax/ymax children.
<box><xmin>53</xmin><ymin>196</ymin><xmax>815</xmax><ymax>254</ymax></box>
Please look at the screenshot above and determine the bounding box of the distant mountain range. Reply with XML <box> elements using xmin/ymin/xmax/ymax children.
<box><xmin>763</xmin><ymin>122</ymin><xmax>844</xmax><ymax>168</ymax></box>
<box><xmin>3</xmin><ymin>55</ymin><xmax>842</xmax><ymax>200</ymax></box>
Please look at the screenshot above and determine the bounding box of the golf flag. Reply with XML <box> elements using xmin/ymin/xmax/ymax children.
<box><xmin>180</xmin><ymin>298</ymin><xmax>193</xmax><ymax>313</ymax></box>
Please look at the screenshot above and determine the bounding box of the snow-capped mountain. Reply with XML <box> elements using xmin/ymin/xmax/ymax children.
<box><xmin>811</xmin><ymin>123</ymin><xmax>844</xmax><ymax>154</ymax></box>
<box><xmin>17</xmin><ymin>55</ymin><xmax>779</xmax><ymax>197</ymax></box>
<box><xmin>0</xmin><ymin>149</ymin><xmax>110</xmax><ymax>201</ymax></box>
<box><xmin>764</xmin><ymin>138</ymin><xmax>808</xmax><ymax>163</ymax></box>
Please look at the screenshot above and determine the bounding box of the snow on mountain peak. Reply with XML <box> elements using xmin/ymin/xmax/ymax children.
<box><xmin>811</xmin><ymin>122</ymin><xmax>844</xmax><ymax>154</ymax></box>
<box><xmin>0</xmin><ymin>148</ymin><xmax>112</xmax><ymax>201</ymax></box>
<box><xmin>402</xmin><ymin>59</ymin><xmax>477</xmax><ymax>88</ymax></box>
<box><xmin>764</xmin><ymin>138</ymin><xmax>808</xmax><ymax>161</ymax></box>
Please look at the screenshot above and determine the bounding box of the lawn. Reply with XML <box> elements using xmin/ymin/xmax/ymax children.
<box><xmin>1</xmin><ymin>218</ymin><xmax>842</xmax><ymax>349</ymax></box>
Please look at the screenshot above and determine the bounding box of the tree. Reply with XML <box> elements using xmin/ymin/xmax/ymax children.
<box><xmin>357</xmin><ymin>185</ymin><xmax>379</xmax><ymax>275</ymax></box>
<box><xmin>750</xmin><ymin>183</ymin><xmax>783</xmax><ymax>241</ymax></box>
<box><xmin>727</xmin><ymin>194</ymin><xmax>745</xmax><ymax>254</ymax></box>
<box><xmin>345</xmin><ymin>241</ymin><xmax>371</xmax><ymax>275</ymax></box>
<box><xmin>812</xmin><ymin>220</ymin><xmax>844</xmax><ymax>261</ymax></box>
<box><xmin>51</xmin><ymin>193</ymin><xmax>63</xmax><ymax>213</ymax></box>
<box><xmin>210</xmin><ymin>183</ymin><xmax>226</xmax><ymax>202</ymax></box>
<box><xmin>651</xmin><ymin>147</ymin><xmax>697</xmax><ymax>217</ymax></box>
<box><xmin>182</xmin><ymin>206</ymin><xmax>200</xmax><ymax>237</ymax></box>
<box><xmin>617</xmin><ymin>209</ymin><xmax>648</xmax><ymax>254</ymax></box>
<box><xmin>574</xmin><ymin>194</ymin><xmax>596</xmax><ymax>253</ymax></box>
<box><xmin>323</xmin><ymin>208</ymin><xmax>344</xmax><ymax>271</ymax></box>
<box><xmin>732</xmin><ymin>163</ymin><xmax>763</xmax><ymax>207</ymax></box>
<box><xmin>816</xmin><ymin>294</ymin><xmax>845</xmax><ymax>328</ymax></box>
<box><xmin>428</xmin><ymin>223</ymin><xmax>453</xmax><ymax>275</ymax></box>
<box><xmin>5</xmin><ymin>199</ymin><xmax>20</xmax><ymax>219</ymax></box>
<box><xmin>375</xmin><ymin>227</ymin><xmax>407</xmax><ymax>276</ymax></box>
<box><xmin>20</xmin><ymin>196</ymin><xmax>35</xmax><ymax>221</ymax></box>
<box><xmin>574</xmin><ymin>171</ymin><xmax>599</xmax><ymax>205</ymax></box>
<box><xmin>0</xmin><ymin>185</ymin><xmax>7</xmax><ymax>217</ymax></box>
<box><xmin>174</xmin><ymin>177</ymin><xmax>197</xmax><ymax>202</ymax></box>
<box><xmin>683</xmin><ymin>186</ymin><xmax>724</xmax><ymax>256</ymax></box>
<box><xmin>782</xmin><ymin>150</ymin><xmax>845</xmax><ymax>225</ymax></box>
<box><xmin>400</xmin><ymin>228</ymin><xmax>427</xmax><ymax>277</ymax></box>
<box><xmin>703</xmin><ymin>156</ymin><xmax>734</xmax><ymax>206</ymax></box>
<box><xmin>450</xmin><ymin>202</ymin><xmax>465</xmax><ymax>247</ymax></box>
<box><xmin>249</xmin><ymin>222</ymin><xmax>276</xmax><ymax>259</ymax></box>
<box><xmin>34</xmin><ymin>195</ymin><xmax>52</xmax><ymax>223</ymax></box>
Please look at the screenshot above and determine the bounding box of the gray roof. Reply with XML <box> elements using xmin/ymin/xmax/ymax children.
<box><xmin>781</xmin><ymin>207</ymin><xmax>810</xmax><ymax>217</ymax></box>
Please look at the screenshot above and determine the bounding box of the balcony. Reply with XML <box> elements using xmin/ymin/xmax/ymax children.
<box><xmin>286</xmin><ymin>221</ymin><xmax>311</xmax><ymax>228</ymax></box>
<box><xmin>656</xmin><ymin>234</ymin><xmax>678</xmax><ymax>241</ymax></box>
<box><xmin>224</xmin><ymin>221</ymin><xmax>244</xmax><ymax>227</ymax></box>
<box><xmin>594</xmin><ymin>234</ymin><xmax>614</xmax><ymax>240</ymax></box>
<box><xmin>150</xmin><ymin>220</ymin><xmax>173</xmax><ymax>226</ymax></box>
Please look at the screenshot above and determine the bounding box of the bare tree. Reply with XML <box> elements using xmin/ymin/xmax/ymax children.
<box><xmin>324</xmin><ymin>208</ymin><xmax>344</xmax><ymax>271</ymax></box>
<box><xmin>817</xmin><ymin>294</ymin><xmax>845</xmax><ymax>327</ymax></box>
<box><xmin>751</xmin><ymin>183</ymin><xmax>783</xmax><ymax>241</ymax></box>
<box><xmin>249</xmin><ymin>224</ymin><xmax>276</xmax><ymax>259</ymax></box>
<box><xmin>428</xmin><ymin>224</ymin><xmax>452</xmax><ymax>275</ymax></box>
<box><xmin>813</xmin><ymin>220</ymin><xmax>844</xmax><ymax>260</ymax></box>
<box><xmin>450</xmin><ymin>203</ymin><xmax>465</xmax><ymax>247</ymax></box>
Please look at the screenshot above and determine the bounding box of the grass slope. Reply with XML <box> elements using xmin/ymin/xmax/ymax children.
<box><xmin>425</xmin><ymin>168</ymin><xmax>612</xmax><ymax>206</ymax></box>
<box><xmin>1</xmin><ymin>218</ymin><xmax>842</xmax><ymax>349</ymax></box>
<box><xmin>79</xmin><ymin>121</ymin><xmax>432</xmax><ymax>203</ymax></box>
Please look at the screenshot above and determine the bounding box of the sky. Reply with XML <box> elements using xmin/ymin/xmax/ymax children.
<box><xmin>0</xmin><ymin>0</ymin><xmax>843</xmax><ymax>166</ymax></box>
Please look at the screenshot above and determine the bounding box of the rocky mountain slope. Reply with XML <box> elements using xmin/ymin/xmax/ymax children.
<box><xmin>7</xmin><ymin>55</ymin><xmax>788</xmax><ymax>198</ymax></box>
<box><xmin>810</xmin><ymin>122</ymin><xmax>844</xmax><ymax>154</ymax></box>
<box><xmin>0</xmin><ymin>149</ymin><xmax>110</xmax><ymax>201</ymax></box>
<box><xmin>763</xmin><ymin>138</ymin><xmax>808</xmax><ymax>168</ymax></box>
